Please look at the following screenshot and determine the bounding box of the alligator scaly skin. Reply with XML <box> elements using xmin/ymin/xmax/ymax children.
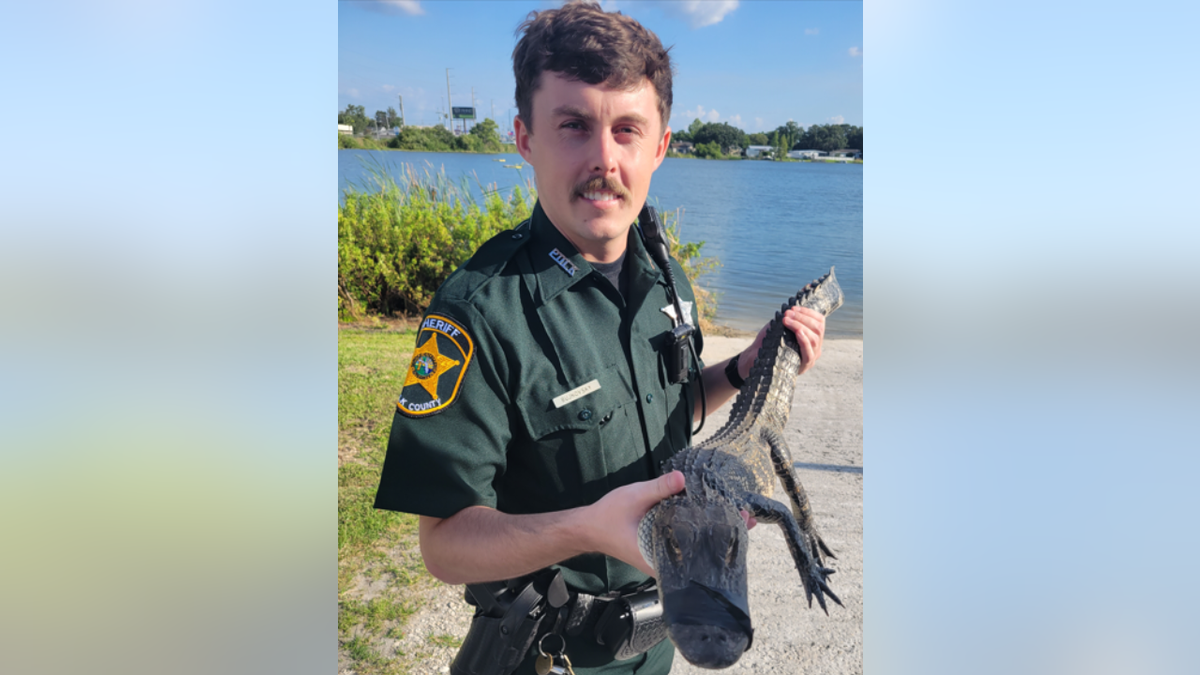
<box><xmin>636</xmin><ymin>267</ymin><xmax>844</xmax><ymax>669</ymax></box>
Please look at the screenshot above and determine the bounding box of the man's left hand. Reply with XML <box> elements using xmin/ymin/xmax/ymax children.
<box><xmin>781</xmin><ymin>305</ymin><xmax>825</xmax><ymax>376</ymax></box>
<box><xmin>739</xmin><ymin>306</ymin><xmax>825</xmax><ymax>379</ymax></box>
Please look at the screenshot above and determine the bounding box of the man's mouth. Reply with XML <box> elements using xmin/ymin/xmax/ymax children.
<box><xmin>574</xmin><ymin>176</ymin><xmax>628</xmax><ymax>204</ymax></box>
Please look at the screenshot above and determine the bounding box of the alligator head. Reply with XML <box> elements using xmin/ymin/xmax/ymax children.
<box><xmin>640</xmin><ymin>493</ymin><xmax>752</xmax><ymax>669</ymax></box>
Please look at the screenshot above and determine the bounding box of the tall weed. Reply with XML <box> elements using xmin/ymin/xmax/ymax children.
<box><xmin>338</xmin><ymin>160</ymin><xmax>534</xmax><ymax>318</ymax></box>
<box><xmin>658</xmin><ymin>205</ymin><xmax>720</xmax><ymax>327</ymax></box>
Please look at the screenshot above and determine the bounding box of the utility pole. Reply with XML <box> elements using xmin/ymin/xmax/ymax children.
<box><xmin>470</xmin><ymin>86</ymin><xmax>477</xmax><ymax>133</ymax></box>
<box><xmin>446</xmin><ymin>68</ymin><xmax>454</xmax><ymax>134</ymax></box>
<box><xmin>398</xmin><ymin>95</ymin><xmax>405</xmax><ymax>128</ymax></box>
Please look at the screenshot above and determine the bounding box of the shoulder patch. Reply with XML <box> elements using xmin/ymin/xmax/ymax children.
<box><xmin>396</xmin><ymin>314</ymin><xmax>474</xmax><ymax>418</ymax></box>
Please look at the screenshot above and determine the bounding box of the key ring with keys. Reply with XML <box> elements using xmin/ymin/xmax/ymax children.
<box><xmin>534</xmin><ymin>633</ymin><xmax>575</xmax><ymax>675</ymax></box>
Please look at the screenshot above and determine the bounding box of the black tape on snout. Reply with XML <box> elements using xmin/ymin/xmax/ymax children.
<box><xmin>663</xmin><ymin>582</ymin><xmax>755</xmax><ymax>651</ymax></box>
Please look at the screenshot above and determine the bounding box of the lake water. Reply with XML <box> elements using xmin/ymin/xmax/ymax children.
<box><xmin>339</xmin><ymin>150</ymin><xmax>862</xmax><ymax>338</ymax></box>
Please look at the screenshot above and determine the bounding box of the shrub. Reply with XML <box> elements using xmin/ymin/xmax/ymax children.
<box><xmin>693</xmin><ymin>141</ymin><xmax>724</xmax><ymax>159</ymax></box>
<box><xmin>339</xmin><ymin>134</ymin><xmax>387</xmax><ymax>150</ymax></box>
<box><xmin>338</xmin><ymin>161</ymin><xmax>535</xmax><ymax>319</ymax></box>
<box><xmin>658</xmin><ymin>206</ymin><xmax>720</xmax><ymax>326</ymax></box>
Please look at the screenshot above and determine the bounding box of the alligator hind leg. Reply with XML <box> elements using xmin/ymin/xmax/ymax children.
<box><xmin>760</xmin><ymin>428</ymin><xmax>835</xmax><ymax>562</ymax></box>
<box><xmin>738</xmin><ymin>492</ymin><xmax>842</xmax><ymax>614</ymax></box>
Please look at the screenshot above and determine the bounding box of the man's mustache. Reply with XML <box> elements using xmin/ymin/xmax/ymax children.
<box><xmin>572</xmin><ymin>176</ymin><xmax>630</xmax><ymax>200</ymax></box>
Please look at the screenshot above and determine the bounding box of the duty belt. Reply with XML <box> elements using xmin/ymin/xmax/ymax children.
<box><xmin>455</xmin><ymin>570</ymin><xmax>665</xmax><ymax>675</ymax></box>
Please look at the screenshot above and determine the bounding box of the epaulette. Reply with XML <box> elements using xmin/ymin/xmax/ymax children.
<box><xmin>437</xmin><ymin>219</ymin><xmax>533</xmax><ymax>303</ymax></box>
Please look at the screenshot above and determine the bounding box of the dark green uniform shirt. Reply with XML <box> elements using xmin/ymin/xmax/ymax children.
<box><xmin>374</xmin><ymin>201</ymin><xmax>703</xmax><ymax>673</ymax></box>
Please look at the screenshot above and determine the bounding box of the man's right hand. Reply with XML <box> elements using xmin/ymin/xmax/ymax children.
<box><xmin>583</xmin><ymin>470</ymin><xmax>685</xmax><ymax>577</ymax></box>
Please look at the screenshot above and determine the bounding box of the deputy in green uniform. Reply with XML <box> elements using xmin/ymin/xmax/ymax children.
<box><xmin>374</xmin><ymin>3</ymin><xmax>827</xmax><ymax>674</ymax></box>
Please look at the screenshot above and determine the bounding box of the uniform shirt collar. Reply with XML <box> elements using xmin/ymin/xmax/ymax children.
<box><xmin>526</xmin><ymin>201</ymin><xmax>662</xmax><ymax>306</ymax></box>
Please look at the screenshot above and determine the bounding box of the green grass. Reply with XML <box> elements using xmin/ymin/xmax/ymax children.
<box><xmin>429</xmin><ymin>633</ymin><xmax>463</xmax><ymax>649</ymax></box>
<box><xmin>339</xmin><ymin>327</ymin><xmax>434</xmax><ymax>675</ymax></box>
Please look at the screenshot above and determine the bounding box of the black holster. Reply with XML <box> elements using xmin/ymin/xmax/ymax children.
<box><xmin>450</xmin><ymin>571</ymin><xmax>568</xmax><ymax>675</ymax></box>
<box><xmin>593</xmin><ymin>587</ymin><xmax>667</xmax><ymax>661</ymax></box>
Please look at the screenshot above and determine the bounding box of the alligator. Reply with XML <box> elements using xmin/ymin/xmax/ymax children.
<box><xmin>637</xmin><ymin>267</ymin><xmax>845</xmax><ymax>669</ymax></box>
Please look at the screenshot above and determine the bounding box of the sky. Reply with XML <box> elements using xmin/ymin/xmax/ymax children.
<box><xmin>338</xmin><ymin>0</ymin><xmax>862</xmax><ymax>135</ymax></box>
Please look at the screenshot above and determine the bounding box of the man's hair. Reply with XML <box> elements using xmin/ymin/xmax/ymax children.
<box><xmin>512</xmin><ymin>0</ymin><xmax>673</xmax><ymax>133</ymax></box>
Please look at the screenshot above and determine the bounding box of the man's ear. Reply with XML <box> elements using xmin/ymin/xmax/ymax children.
<box><xmin>653</xmin><ymin>125</ymin><xmax>672</xmax><ymax>170</ymax></box>
<box><xmin>514</xmin><ymin>115</ymin><xmax>534</xmax><ymax>163</ymax></box>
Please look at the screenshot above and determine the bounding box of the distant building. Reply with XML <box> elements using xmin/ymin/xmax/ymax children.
<box><xmin>745</xmin><ymin>145</ymin><xmax>774</xmax><ymax>158</ymax></box>
<box><xmin>670</xmin><ymin>141</ymin><xmax>694</xmax><ymax>154</ymax></box>
<box><xmin>830</xmin><ymin>149</ymin><xmax>862</xmax><ymax>159</ymax></box>
<box><xmin>787</xmin><ymin>149</ymin><xmax>821</xmax><ymax>160</ymax></box>
<box><xmin>337</xmin><ymin>124</ymin><xmax>353</xmax><ymax>135</ymax></box>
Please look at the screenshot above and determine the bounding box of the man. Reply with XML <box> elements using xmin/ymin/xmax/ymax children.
<box><xmin>374</xmin><ymin>3</ymin><xmax>826</xmax><ymax>673</ymax></box>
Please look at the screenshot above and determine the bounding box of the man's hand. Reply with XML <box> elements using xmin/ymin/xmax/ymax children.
<box><xmin>584</xmin><ymin>472</ymin><xmax>756</xmax><ymax>578</ymax></box>
<box><xmin>584</xmin><ymin>470</ymin><xmax>685</xmax><ymax>577</ymax></box>
<box><xmin>738</xmin><ymin>305</ymin><xmax>825</xmax><ymax>379</ymax></box>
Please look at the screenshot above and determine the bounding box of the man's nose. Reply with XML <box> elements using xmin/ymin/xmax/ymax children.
<box><xmin>589</xmin><ymin>130</ymin><xmax>617</xmax><ymax>174</ymax></box>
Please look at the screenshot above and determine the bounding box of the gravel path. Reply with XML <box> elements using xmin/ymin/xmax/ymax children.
<box><xmin>385</xmin><ymin>338</ymin><xmax>863</xmax><ymax>675</ymax></box>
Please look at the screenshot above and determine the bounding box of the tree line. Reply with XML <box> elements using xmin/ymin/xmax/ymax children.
<box><xmin>339</xmin><ymin>104</ymin><xmax>508</xmax><ymax>153</ymax></box>
<box><xmin>338</xmin><ymin>104</ymin><xmax>401</xmax><ymax>136</ymax></box>
<box><xmin>672</xmin><ymin>119</ymin><xmax>863</xmax><ymax>157</ymax></box>
<box><xmin>340</xmin><ymin>104</ymin><xmax>861</xmax><ymax>157</ymax></box>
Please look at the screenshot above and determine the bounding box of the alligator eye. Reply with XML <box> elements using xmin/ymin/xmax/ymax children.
<box><xmin>666</xmin><ymin>533</ymin><xmax>683</xmax><ymax>564</ymax></box>
<box><xmin>725</xmin><ymin>536</ymin><xmax>740</xmax><ymax>567</ymax></box>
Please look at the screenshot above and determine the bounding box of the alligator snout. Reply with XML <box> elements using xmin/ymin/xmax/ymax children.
<box><xmin>668</xmin><ymin>623</ymin><xmax>750</xmax><ymax>669</ymax></box>
<box><xmin>663</xmin><ymin>581</ymin><xmax>754</xmax><ymax>669</ymax></box>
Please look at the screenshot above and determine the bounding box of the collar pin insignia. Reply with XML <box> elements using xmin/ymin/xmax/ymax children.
<box><xmin>549</xmin><ymin>248</ymin><xmax>577</xmax><ymax>277</ymax></box>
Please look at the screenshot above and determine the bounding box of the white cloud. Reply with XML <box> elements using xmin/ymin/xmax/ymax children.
<box><xmin>828</xmin><ymin>115</ymin><xmax>845</xmax><ymax>124</ymax></box>
<box><xmin>728</xmin><ymin>114</ymin><xmax>743</xmax><ymax>128</ymax></box>
<box><xmin>680</xmin><ymin>104</ymin><xmax>721</xmax><ymax>124</ymax></box>
<box><xmin>804</xmin><ymin>28</ymin><xmax>819</xmax><ymax>35</ymax></box>
<box><xmin>754</xmin><ymin>117</ymin><xmax>764</xmax><ymax>131</ymax></box>
<box><xmin>849</xmin><ymin>46</ymin><xmax>862</xmax><ymax>57</ymax></box>
<box><xmin>381</xmin><ymin>85</ymin><xmax>396</xmax><ymax>93</ymax></box>
<box><xmin>662</xmin><ymin>0</ymin><xmax>739</xmax><ymax>29</ymax></box>
<box><xmin>360</xmin><ymin>1</ymin><xmax>425</xmax><ymax>17</ymax></box>
<box><xmin>347</xmin><ymin>88</ymin><xmax>360</xmax><ymax>98</ymax></box>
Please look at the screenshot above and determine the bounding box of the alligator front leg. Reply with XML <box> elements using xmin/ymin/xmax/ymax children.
<box><xmin>738</xmin><ymin>492</ymin><xmax>842</xmax><ymax>614</ymax></box>
<box><xmin>760</xmin><ymin>428</ymin><xmax>835</xmax><ymax>562</ymax></box>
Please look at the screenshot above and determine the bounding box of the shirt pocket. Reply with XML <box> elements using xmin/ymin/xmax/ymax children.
<box><xmin>512</xmin><ymin>365</ymin><xmax>643</xmax><ymax>507</ymax></box>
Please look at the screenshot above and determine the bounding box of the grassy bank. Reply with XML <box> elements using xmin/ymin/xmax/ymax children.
<box><xmin>339</xmin><ymin>162</ymin><xmax>537</xmax><ymax>319</ymax></box>
<box><xmin>339</xmin><ymin>128</ymin><xmax>518</xmax><ymax>155</ymax></box>
<box><xmin>339</xmin><ymin>325</ymin><xmax>436</xmax><ymax>675</ymax></box>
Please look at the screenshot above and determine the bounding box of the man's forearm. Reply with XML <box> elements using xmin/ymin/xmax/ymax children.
<box><xmin>419</xmin><ymin>506</ymin><xmax>592</xmax><ymax>585</ymax></box>
<box><xmin>418</xmin><ymin>471</ymin><xmax>686</xmax><ymax>585</ymax></box>
<box><xmin>695</xmin><ymin>356</ymin><xmax>741</xmax><ymax>423</ymax></box>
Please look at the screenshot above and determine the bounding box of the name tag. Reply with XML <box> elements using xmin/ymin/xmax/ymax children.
<box><xmin>552</xmin><ymin>379</ymin><xmax>601</xmax><ymax>408</ymax></box>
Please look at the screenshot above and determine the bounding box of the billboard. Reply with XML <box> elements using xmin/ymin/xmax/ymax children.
<box><xmin>451</xmin><ymin>106</ymin><xmax>476</xmax><ymax>120</ymax></box>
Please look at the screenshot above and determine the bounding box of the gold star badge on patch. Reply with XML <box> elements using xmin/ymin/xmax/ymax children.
<box><xmin>404</xmin><ymin>334</ymin><xmax>461</xmax><ymax>397</ymax></box>
<box><xmin>396</xmin><ymin>314</ymin><xmax>474</xmax><ymax>418</ymax></box>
